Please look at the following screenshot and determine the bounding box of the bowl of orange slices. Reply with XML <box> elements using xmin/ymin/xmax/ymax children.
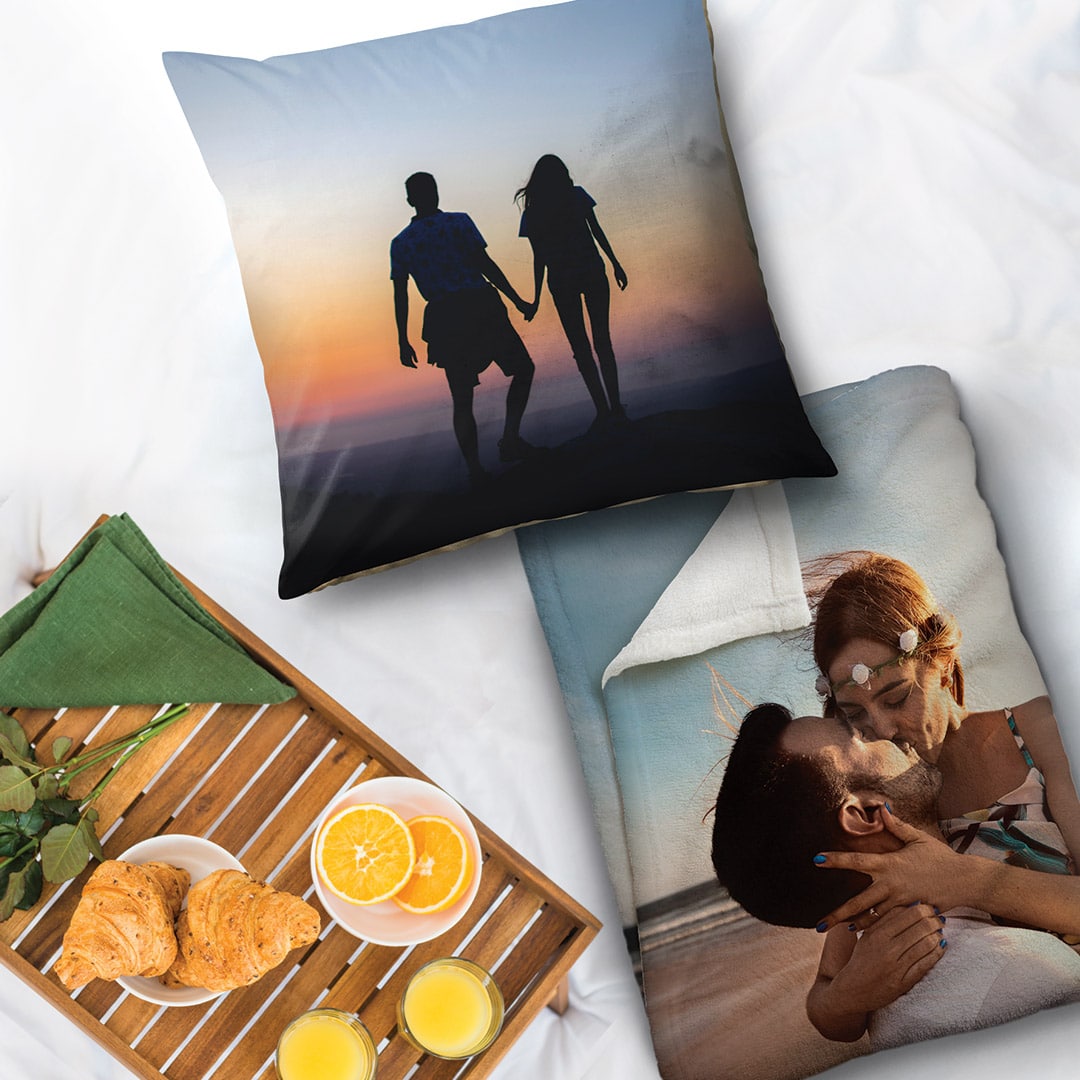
<box><xmin>310</xmin><ymin>775</ymin><xmax>482</xmax><ymax>945</ymax></box>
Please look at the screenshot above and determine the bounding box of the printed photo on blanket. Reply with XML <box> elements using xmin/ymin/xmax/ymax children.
<box><xmin>697</xmin><ymin>557</ymin><xmax>1080</xmax><ymax>1077</ymax></box>
<box><xmin>517</xmin><ymin>367</ymin><xmax>1080</xmax><ymax>1080</ymax></box>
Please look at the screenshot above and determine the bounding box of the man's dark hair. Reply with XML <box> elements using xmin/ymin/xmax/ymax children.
<box><xmin>711</xmin><ymin>703</ymin><xmax>870</xmax><ymax>928</ymax></box>
<box><xmin>405</xmin><ymin>171</ymin><xmax>438</xmax><ymax>207</ymax></box>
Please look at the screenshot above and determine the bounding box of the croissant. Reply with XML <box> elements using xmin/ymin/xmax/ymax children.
<box><xmin>53</xmin><ymin>859</ymin><xmax>191</xmax><ymax>990</ymax></box>
<box><xmin>163</xmin><ymin>869</ymin><xmax>320</xmax><ymax>992</ymax></box>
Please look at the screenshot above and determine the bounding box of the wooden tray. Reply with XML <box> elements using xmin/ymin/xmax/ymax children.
<box><xmin>0</xmin><ymin>527</ymin><xmax>600</xmax><ymax>1079</ymax></box>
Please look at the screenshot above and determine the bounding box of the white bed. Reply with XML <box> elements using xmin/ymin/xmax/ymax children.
<box><xmin>2</xmin><ymin>3</ymin><xmax>1078</xmax><ymax>1078</ymax></box>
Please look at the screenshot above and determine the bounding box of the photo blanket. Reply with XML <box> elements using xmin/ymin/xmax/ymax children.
<box><xmin>517</xmin><ymin>365</ymin><xmax>1080</xmax><ymax>1078</ymax></box>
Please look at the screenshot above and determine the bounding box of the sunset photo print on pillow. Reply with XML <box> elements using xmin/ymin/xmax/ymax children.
<box><xmin>165</xmin><ymin>0</ymin><xmax>834</xmax><ymax>596</ymax></box>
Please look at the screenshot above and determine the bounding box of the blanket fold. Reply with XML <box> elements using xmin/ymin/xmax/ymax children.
<box><xmin>602</xmin><ymin>483</ymin><xmax>809</xmax><ymax>687</ymax></box>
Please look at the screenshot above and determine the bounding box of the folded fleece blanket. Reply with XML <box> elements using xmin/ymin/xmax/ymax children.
<box><xmin>517</xmin><ymin>365</ymin><xmax>1064</xmax><ymax>1079</ymax></box>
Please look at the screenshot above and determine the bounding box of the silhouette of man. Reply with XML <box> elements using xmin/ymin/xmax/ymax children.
<box><xmin>391</xmin><ymin>172</ymin><xmax>534</xmax><ymax>484</ymax></box>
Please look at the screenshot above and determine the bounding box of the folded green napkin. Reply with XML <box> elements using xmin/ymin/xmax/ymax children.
<box><xmin>0</xmin><ymin>514</ymin><xmax>296</xmax><ymax>708</ymax></box>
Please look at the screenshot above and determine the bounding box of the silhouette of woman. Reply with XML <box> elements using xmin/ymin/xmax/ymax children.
<box><xmin>516</xmin><ymin>155</ymin><xmax>628</xmax><ymax>427</ymax></box>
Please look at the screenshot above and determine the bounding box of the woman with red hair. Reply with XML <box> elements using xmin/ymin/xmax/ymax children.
<box><xmin>801</xmin><ymin>552</ymin><xmax>1080</xmax><ymax>1042</ymax></box>
<box><xmin>806</xmin><ymin>551</ymin><xmax>1080</xmax><ymax>880</ymax></box>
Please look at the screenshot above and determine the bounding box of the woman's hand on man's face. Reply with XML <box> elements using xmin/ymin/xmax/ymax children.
<box><xmin>814</xmin><ymin>805</ymin><xmax>964</xmax><ymax>931</ymax></box>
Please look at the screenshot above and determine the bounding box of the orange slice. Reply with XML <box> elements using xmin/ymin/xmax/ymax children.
<box><xmin>392</xmin><ymin>815</ymin><xmax>473</xmax><ymax>915</ymax></box>
<box><xmin>315</xmin><ymin>803</ymin><xmax>416</xmax><ymax>905</ymax></box>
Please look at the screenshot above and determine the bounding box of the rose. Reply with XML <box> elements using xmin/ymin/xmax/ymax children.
<box><xmin>0</xmin><ymin>703</ymin><xmax>190</xmax><ymax>920</ymax></box>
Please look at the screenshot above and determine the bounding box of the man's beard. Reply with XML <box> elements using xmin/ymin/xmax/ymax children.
<box><xmin>855</xmin><ymin>759</ymin><xmax>943</xmax><ymax>830</ymax></box>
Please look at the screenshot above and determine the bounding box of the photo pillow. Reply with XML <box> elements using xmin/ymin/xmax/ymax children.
<box><xmin>165</xmin><ymin>0</ymin><xmax>834</xmax><ymax>597</ymax></box>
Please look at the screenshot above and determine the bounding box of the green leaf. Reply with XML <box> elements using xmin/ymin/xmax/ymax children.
<box><xmin>34</xmin><ymin>773</ymin><xmax>59</xmax><ymax>801</ymax></box>
<box><xmin>14</xmin><ymin>859</ymin><xmax>42</xmax><ymax>911</ymax></box>
<box><xmin>42</xmin><ymin>797</ymin><xmax>81</xmax><ymax>826</ymax></box>
<box><xmin>0</xmin><ymin>872</ymin><xmax>22</xmax><ymax>922</ymax></box>
<box><xmin>0</xmin><ymin>731</ymin><xmax>35</xmax><ymax>772</ymax></box>
<box><xmin>0</xmin><ymin>715</ymin><xmax>32</xmax><ymax>763</ymax></box>
<box><xmin>0</xmin><ymin>765</ymin><xmax>36</xmax><ymax>813</ymax></box>
<box><xmin>0</xmin><ymin>853</ymin><xmax>37</xmax><ymax>922</ymax></box>
<box><xmin>15</xmin><ymin>802</ymin><xmax>46</xmax><ymax>838</ymax></box>
<box><xmin>50</xmin><ymin>736</ymin><xmax>73</xmax><ymax>763</ymax></box>
<box><xmin>40</xmin><ymin>823</ymin><xmax>92</xmax><ymax>884</ymax></box>
<box><xmin>79</xmin><ymin>816</ymin><xmax>104</xmax><ymax>862</ymax></box>
<box><xmin>0</xmin><ymin>832</ymin><xmax>19</xmax><ymax>858</ymax></box>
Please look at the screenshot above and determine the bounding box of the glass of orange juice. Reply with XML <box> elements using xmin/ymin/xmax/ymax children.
<box><xmin>275</xmin><ymin>1008</ymin><xmax>377</xmax><ymax>1080</ymax></box>
<box><xmin>398</xmin><ymin>957</ymin><xmax>504</xmax><ymax>1059</ymax></box>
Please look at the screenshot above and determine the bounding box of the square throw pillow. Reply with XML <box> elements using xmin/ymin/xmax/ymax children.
<box><xmin>517</xmin><ymin>365</ymin><xmax>1080</xmax><ymax>1079</ymax></box>
<box><xmin>165</xmin><ymin>0</ymin><xmax>834</xmax><ymax>597</ymax></box>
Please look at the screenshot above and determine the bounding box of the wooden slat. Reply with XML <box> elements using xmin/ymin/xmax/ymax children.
<box><xmin>89</xmin><ymin>705</ymin><xmax>210</xmax><ymax>826</ymax></box>
<box><xmin>205</xmin><ymin>714</ymin><xmax>333</xmax><ymax>856</ymax></box>
<box><xmin>458</xmin><ymin>885</ymin><xmax>545</xmax><ymax>971</ymax></box>
<box><xmin>89</xmin><ymin>986</ymin><xmax>160</xmax><ymax>1043</ymax></box>
<box><xmin>491</xmin><ymin>905</ymin><xmax>579</xmax><ymax>1008</ymax></box>
<box><xmin>0</xmin><ymin>865</ymin><xmax>76</xmax><ymax>947</ymax></box>
<box><xmin>67</xmin><ymin>970</ymin><xmax>125</xmax><ymax>1023</ymax></box>
<box><xmin>136</xmin><ymin>994</ymin><xmax>219</xmax><ymax>1074</ymax></box>
<box><xmin>237</xmin><ymin>739</ymin><xmax>373</xmax><ymax>881</ymax></box>
<box><xmin>23</xmin><ymin>705</ymin><xmax>113</xmax><ymax>763</ymax></box>
<box><xmin>165</xmin><ymin>699</ymin><xmax>307</xmax><ymax>837</ymax></box>
<box><xmin>103</xmin><ymin>704</ymin><xmax>260</xmax><ymax>856</ymax></box>
<box><xmin>59</xmin><ymin>704</ymin><xmax>166</xmax><ymax>804</ymax></box>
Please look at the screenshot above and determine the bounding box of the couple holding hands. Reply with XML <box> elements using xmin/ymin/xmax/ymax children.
<box><xmin>712</xmin><ymin>552</ymin><xmax>1080</xmax><ymax>1050</ymax></box>
<box><xmin>390</xmin><ymin>155</ymin><xmax>627</xmax><ymax>485</ymax></box>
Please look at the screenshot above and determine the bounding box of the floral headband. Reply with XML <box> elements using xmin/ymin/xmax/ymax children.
<box><xmin>815</xmin><ymin>628</ymin><xmax>919</xmax><ymax>697</ymax></box>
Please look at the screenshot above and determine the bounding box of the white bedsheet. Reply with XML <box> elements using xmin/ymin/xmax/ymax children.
<box><xmin>2</xmin><ymin>3</ymin><xmax>1078</xmax><ymax>1079</ymax></box>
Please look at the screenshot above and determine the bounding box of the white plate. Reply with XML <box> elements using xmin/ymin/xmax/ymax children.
<box><xmin>310</xmin><ymin>775</ymin><xmax>483</xmax><ymax>946</ymax></box>
<box><xmin>113</xmin><ymin>834</ymin><xmax>245</xmax><ymax>1006</ymax></box>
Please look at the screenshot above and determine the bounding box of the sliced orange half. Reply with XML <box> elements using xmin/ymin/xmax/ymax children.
<box><xmin>315</xmin><ymin>802</ymin><xmax>416</xmax><ymax>905</ymax></box>
<box><xmin>392</xmin><ymin>815</ymin><xmax>474</xmax><ymax>915</ymax></box>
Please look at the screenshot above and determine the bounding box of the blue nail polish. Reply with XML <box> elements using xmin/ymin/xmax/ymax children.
<box><xmin>940</xmin><ymin>939</ymin><xmax>948</xmax><ymax>948</ymax></box>
<box><xmin>813</xmin><ymin>854</ymin><xmax>827</xmax><ymax>865</ymax></box>
<box><xmin>816</xmin><ymin>921</ymin><xmax>828</xmax><ymax>933</ymax></box>
<box><xmin>939</xmin><ymin>915</ymin><xmax>947</xmax><ymax>924</ymax></box>
<box><xmin>885</xmin><ymin>802</ymin><xmax>892</xmax><ymax>813</ymax></box>
<box><xmin>847</xmin><ymin>923</ymin><xmax>857</xmax><ymax>932</ymax></box>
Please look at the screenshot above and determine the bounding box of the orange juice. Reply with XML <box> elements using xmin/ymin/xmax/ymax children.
<box><xmin>275</xmin><ymin>1009</ymin><xmax>377</xmax><ymax>1080</ymax></box>
<box><xmin>399</xmin><ymin>958</ymin><xmax>504</xmax><ymax>1059</ymax></box>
